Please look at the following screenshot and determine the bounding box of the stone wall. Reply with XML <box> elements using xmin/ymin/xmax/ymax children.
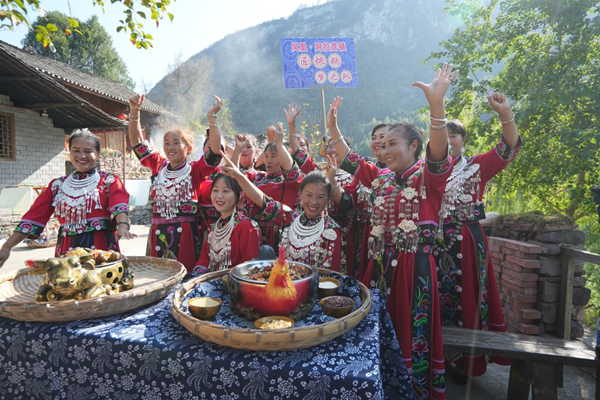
<box><xmin>0</xmin><ymin>208</ymin><xmax>59</xmax><ymax>240</ymax></box>
<box><xmin>486</xmin><ymin>212</ymin><xmax>589</xmax><ymax>339</ymax></box>
<box><xmin>0</xmin><ymin>95</ymin><xmax>66</xmax><ymax>190</ymax></box>
<box><xmin>128</xmin><ymin>204</ymin><xmax>152</xmax><ymax>225</ymax></box>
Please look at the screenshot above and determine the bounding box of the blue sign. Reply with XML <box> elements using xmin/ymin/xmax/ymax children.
<box><xmin>280</xmin><ymin>37</ymin><xmax>358</xmax><ymax>89</ymax></box>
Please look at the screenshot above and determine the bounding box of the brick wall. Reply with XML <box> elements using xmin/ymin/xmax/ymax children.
<box><xmin>486</xmin><ymin>213</ymin><xmax>589</xmax><ymax>339</ymax></box>
<box><xmin>0</xmin><ymin>94</ymin><xmax>66</xmax><ymax>190</ymax></box>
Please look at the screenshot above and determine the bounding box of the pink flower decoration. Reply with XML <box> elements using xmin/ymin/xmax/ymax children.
<box><xmin>206</xmin><ymin>207</ymin><xmax>217</xmax><ymax>217</ymax></box>
<box><xmin>265</xmin><ymin>202</ymin><xmax>275</xmax><ymax>214</ymax></box>
<box><xmin>180</xmin><ymin>203</ymin><xmax>193</xmax><ymax>214</ymax></box>
<box><xmin>20</xmin><ymin>223</ymin><xmax>32</xmax><ymax>233</ymax></box>
<box><xmin>422</xmin><ymin>229</ymin><xmax>431</xmax><ymax>237</ymax></box>
<box><xmin>385</xmin><ymin>186</ymin><xmax>394</xmax><ymax>195</ymax></box>
<box><xmin>423</xmin><ymin>245</ymin><xmax>431</xmax><ymax>254</ymax></box>
<box><xmin>439</xmin><ymin>293</ymin><xmax>456</xmax><ymax>310</ymax></box>
<box><xmin>91</xmin><ymin>220</ymin><xmax>103</xmax><ymax>230</ymax></box>
<box><xmin>474</xmin><ymin>209</ymin><xmax>480</xmax><ymax>216</ymax></box>
<box><xmin>137</xmin><ymin>145</ymin><xmax>148</xmax><ymax>154</ymax></box>
<box><xmin>412</xmin><ymin>335</ymin><xmax>429</xmax><ymax>356</ymax></box>
<box><xmin>347</xmin><ymin>152</ymin><xmax>359</xmax><ymax>163</ymax></box>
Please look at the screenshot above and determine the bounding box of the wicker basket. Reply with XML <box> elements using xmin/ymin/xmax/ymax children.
<box><xmin>171</xmin><ymin>269</ymin><xmax>373</xmax><ymax>351</ymax></box>
<box><xmin>0</xmin><ymin>256</ymin><xmax>185</xmax><ymax>322</ymax></box>
<box><xmin>25</xmin><ymin>239</ymin><xmax>58</xmax><ymax>249</ymax></box>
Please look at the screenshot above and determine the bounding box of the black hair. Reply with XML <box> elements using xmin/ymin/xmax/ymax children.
<box><xmin>264</xmin><ymin>142</ymin><xmax>278</xmax><ymax>153</ymax></box>
<box><xmin>68</xmin><ymin>130</ymin><xmax>101</xmax><ymax>152</ymax></box>
<box><xmin>300</xmin><ymin>171</ymin><xmax>332</xmax><ymax>198</ymax></box>
<box><xmin>297</xmin><ymin>136</ymin><xmax>311</xmax><ymax>152</ymax></box>
<box><xmin>387</xmin><ymin>122</ymin><xmax>425</xmax><ymax>160</ymax></box>
<box><xmin>212</xmin><ymin>173</ymin><xmax>243</xmax><ymax>204</ymax></box>
<box><xmin>371</xmin><ymin>124</ymin><xmax>389</xmax><ymax>138</ymax></box>
<box><xmin>447</xmin><ymin>119</ymin><xmax>467</xmax><ymax>139</ymax></box>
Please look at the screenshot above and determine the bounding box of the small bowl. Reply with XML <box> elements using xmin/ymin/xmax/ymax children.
<box><xmin>321</xmin><ymin>296</ymin><xmax>355</xmax><ymax>318</ymax></box>
<box><xmin>254</xmin><ymin>316</ymin><xmax>295</xmax><ymax>330</ymax></box>
<box><xmin>188</xmin><ymin>297</ymin><xmax>222</xmax><ymax>320</ymax></box>
<box><xmin>318</xmin><ymin>277</ymin><xmax>340</xmax><ymax>297</ymax></box>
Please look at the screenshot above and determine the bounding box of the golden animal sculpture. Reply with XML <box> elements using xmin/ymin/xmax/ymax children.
<box><xmin>26</xmin><ymin>248</ymin><xmax>134</xmax><ymax>302</ymax></box>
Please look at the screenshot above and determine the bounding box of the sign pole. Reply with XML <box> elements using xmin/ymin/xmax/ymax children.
<box><xmin>320</xmin><ymin>88</ymin><xmax>327</xmax><ymax>139</ymax></box>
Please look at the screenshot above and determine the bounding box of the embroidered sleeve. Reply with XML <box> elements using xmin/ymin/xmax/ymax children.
<box><xmin>337</xmin><ymin>190</ymin><xmax>355</xmax><ymax>213</ymax></box>
<box><xmin>425</xmin><ymin>144</ymin><xmax>452</xmax><ymax>175</ymax></box>
<box><xmin>255</xmin><ymin>196</ymin><xmax>292</xmax><ymax>227</ymax></box>
<box><xmin>106</xmin><ymin>175</ymin><xmax>130</xmax><ymax>218</ymax></box>
<box><xmin>110</xmin><ymin>204</ymin><xmax>129</xmax><ymax>218</ymax></box>
<box><xmin>132</xmin><ymin>140</ymin><xmax>165</xmax><ymax>175</ymax></box>
<box><xmin>204</xmin><ymin>147</ymin><xmax>222</xmax><ymax>166</ymax></box>
<box><xmin>496</xmin><ymin>135</ymin><xmax>522</xmax><ymax>160</ymax></box>
<box><xmin>476</xmin><ymin>135</ymin><xmax>523</xmax><ymax>183</ymax></box>
<box><xmin>340</xmin><ymin>152</ymin><xmax>380</xmax><ymax>188</ymax></box>
<box><xmin>193</xmin><ymin>148</ymin><xmax>222</xmax><ymax>182</ymax></box>
<box><xmin>282</xmin><ymin>162</ymin><xmax>301</xmax><ymax>182</ymax></box>
<box><xmin>14</xmin><ymin>219</ymin><xmax>46</xmax><ymax>238</ymax></box>
<box><xmin>16</xmin><ymin>179</ymin><xmax>58</xmax><ymax>238</ymax></box>
<box><xmin>293</xmin><ymin>150</ymin><xmax>319</xmax><ymax>175</ymax></box>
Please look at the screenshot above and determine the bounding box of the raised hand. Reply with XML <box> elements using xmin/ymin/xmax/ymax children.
<box><xmin>487</xmin><ymin>92</ymin><xmax>513</xmax><ymax>120</ymax></box>
<box><xmin>266</xmin><ymin>125</ymin><xmax>284</xmax><ymax>144</ymax></box>
<box><xmin>207</xmin><ymin>95</ymin><xmax>223</xmax><ymax>116</ymax></box>
<box><xmin>234</xmin><ymin>134</ymin><xmax>247</xmax><ymax>150</ymax></box>
<box><xmin>326</xmin><ymin>96</ymin><xmax>343</xmax><ymax>129</ymax></box>
<box><xmin>128</xmin><ymin>94</ymin><xmax>144</xmax><ymax>113</ymax></box>
<box><xmin>284</xmin><ymin>103</ymin><xmax>301</xmax><ymax>126</ymax></box>
<box><xmin>324</xmin><ymin>154</ymin><xmax>338</xmax><ymax>182</ymax></box>
<box><xmin>220</xmin><ymin>151</ymin><xmax>244</xmax><ymax>179</ymax></box>
<box><xmin>412</xmin><ymin>62</ymin><xmax>459</xmax><ymax>104</ymax></box>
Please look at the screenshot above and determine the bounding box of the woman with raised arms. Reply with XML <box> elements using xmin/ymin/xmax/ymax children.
<box><xmin>330</xmin><ymin>63</ymin><xmax>459</xmax><ymax>399</ymax></box>
<box><xmin>221</xmin><ymin>152</ymin><xmax>342</xmax><ymax>271</ymax></box>
<box><xmin>435</xmin><ymin>93</ymin><xmax>520</xmax><ymax>382</ymax></box>
<box><xmin>128</xmin><ymin>94</ymin><xmax>223</xmax><ymax>272</ymax></box>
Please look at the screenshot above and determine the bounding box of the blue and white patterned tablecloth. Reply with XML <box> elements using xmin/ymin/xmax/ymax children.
<box><xmin>0</xmin><ymin>275</ymin><xmax>414</xmax><ymax>400</ymax></box>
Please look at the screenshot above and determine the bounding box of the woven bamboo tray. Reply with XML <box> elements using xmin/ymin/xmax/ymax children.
<box><xmin>0</xmin><ymin>256</ymin><xmax>186</xmax><ymax>322</ymax></box>
<box><xmin>171</xmin><ymin>269</ymin><xmax>373</xmax><ymax>351</ymax></box>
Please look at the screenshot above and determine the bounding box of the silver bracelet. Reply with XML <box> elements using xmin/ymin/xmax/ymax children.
<box><xmin>331</xmin><ymin>183</ymin><xmax>340</xmax><ymax>190</ymax></box>
<box><xmin>499</xmin><ymin>113</ymin><xmax>515</xmax><ymax>124</ymax></box>
<box><xmin>429</xmin><ymin>115</ymin><xmax>447</xmax><ymax>122</ymax></box>
<box><xmin>208</xmin><ymin>114</ymin><xmax>218</xmax><ymax>118</ymax></box>
<box><xmin>129</xmin><ymin>115</ymin><xmax>140</xmax><ymax>122</ymax></box>
<box><xmin>330</xmin><ymin>136</ymin><xmax>345</xmax><ymax>145</ymax></box>
<box><xmin>430</xmin><ymin>122</ymin><xmax>448</xmax><ymax>130</ymax></box>
<box><xmin>209</xmin><ymin>122</ymin><xmax>218</xmax><ymax>127</ymax></box>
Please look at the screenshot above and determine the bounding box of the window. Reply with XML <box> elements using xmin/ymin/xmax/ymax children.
<box><xmin>0</xmin><ymin>113</ymin><xmax>15</xmax><ymax>161</ymax></box>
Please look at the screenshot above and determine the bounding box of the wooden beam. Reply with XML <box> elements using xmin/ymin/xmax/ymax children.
<box><xmin>561</xmin><ymin>246</ymin><xmax>600</xmax><ymax>265</ymax></box>
<box><xmin>24</xmin><ymin>102</ymin><xmax>84</xmax><ymax>111</ymax></box>
<box><xmin>0</xmin><ymin>76</ymin><xmax>41</xmax><ymax>82</ymax></box>
<box><xmin>558</xmin><ymin>255</ymin><xmax>574</xmax><ymax>340</ymax></box>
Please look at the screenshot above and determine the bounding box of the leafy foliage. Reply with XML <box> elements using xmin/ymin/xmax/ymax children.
<box><xmin>22</xmin><ymin>11</ymin><xmax>135</xmax><ymax>88</ymax></box>
<box><xmin>428</xmin><ymin>0</ymin><xmax>600</xmax><ymax>222</ymax></box>
<box><xmin>1</xmin><ymin>0</ymin><xmax>174</xmax><ymax>49</ymax></box>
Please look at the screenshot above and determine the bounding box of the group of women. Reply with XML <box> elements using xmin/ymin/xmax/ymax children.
<box><xmin>0</xmin><ymin>63</ymin><xmax>521</xmax><ymax>400</ymax></box>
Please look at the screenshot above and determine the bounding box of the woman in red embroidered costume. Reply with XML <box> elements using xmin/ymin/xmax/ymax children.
<box><xmin>222</xmin><ymin>153</ymin><xmax>342</xmax><ymax>271</ymax></box>
<box><xmin>193</xmin><ymin>173</ymin><xmax>261</xmax><ymax>274</ymax></box>
<box><xmin>435</xmin><ymin>93</ymin><xmax>520</xmax><ymax>382</ymax></box>
<box><xmin>331</xmin><ymin>64</ymin><xmax>459</xmax><ymax>400</ymax></box>
<box><xmin>128</xmin><ymin>94</ymin><xmax>222</xmax><ymax>272</ymax></box>
<box><xmin>238</xmin><ymin>126</ymin><xmax>301</xmax><ymax>249</ymax></box>
<box><xmin>0</xmin><ymin>131</ymin><xmax>134</xmax><ymax>267</ymax></box>
<box><xmin>285</xmin><ymin>103</ymin><xmax>320</xmax><ymax>175</ymax></box>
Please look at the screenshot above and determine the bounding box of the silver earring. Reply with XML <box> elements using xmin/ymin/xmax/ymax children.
<box><xmin>461</xmin><ymin>147</ymin><xmax>465</xmax><ymax>155</ymax></box>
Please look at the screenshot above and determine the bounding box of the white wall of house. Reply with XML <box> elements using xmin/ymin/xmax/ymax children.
<box><xmin>0</xmin><ymin>94</ymin><xmax>66</xmax><ymax>190</ymax></box>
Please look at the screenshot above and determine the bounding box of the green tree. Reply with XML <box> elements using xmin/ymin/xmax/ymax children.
<box><xmin>428</xmin><ymin>0</ymin><xmax>600</xmax><ymax>222</ymax></box>
<box><xmin>22</xmin><ymin>11</ymin><xmax>134</xmax><ymax>88</ymax></box>
<box><xmin>1</xmin><ymin>0</ymin><xmax>174</xmax><ymax>49</ymax></box>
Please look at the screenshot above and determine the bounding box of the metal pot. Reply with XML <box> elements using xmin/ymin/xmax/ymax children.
<box><xmin>228</xmin><ymin>260</ymin><xmax>319</xmax><ymax>321</ymax></box>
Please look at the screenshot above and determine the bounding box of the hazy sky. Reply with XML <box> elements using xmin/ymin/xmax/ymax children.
<box><xmin>0</xmin><ymin>0</ymin><xmax>326</xmax><ymax>92</ymax></box>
